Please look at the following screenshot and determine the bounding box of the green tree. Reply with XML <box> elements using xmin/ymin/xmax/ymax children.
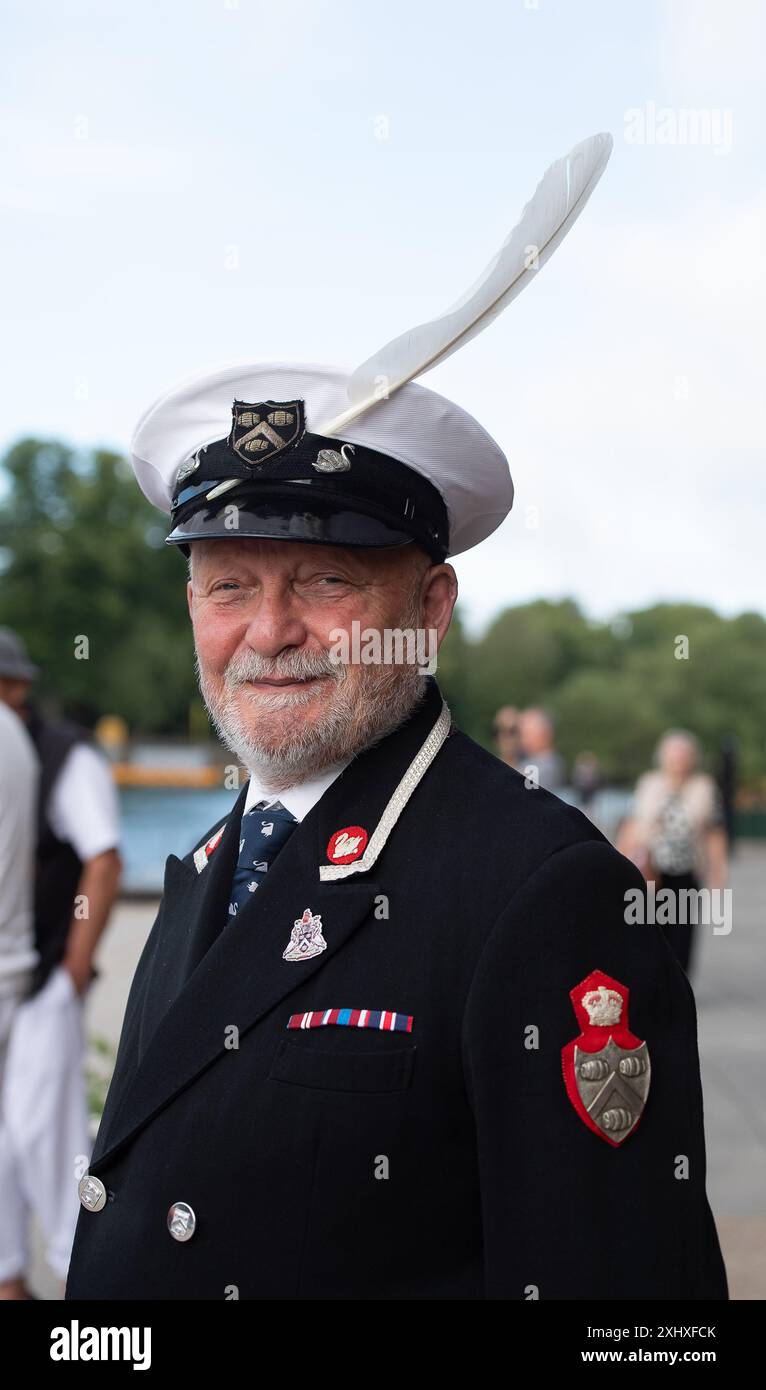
<box><xmin>0</xmin><ymin>438</ymin><xmax>198</xmax><ymax>733</ymax></box>
<box><xmin>463</xmin><ymin>599</ymin><xmax>614</xmax><ymax>745</ymax></box>
<box><xmin>2</xmin><ymin>439</ymin><xmax>763</xmax><ymax>790</ymax></box>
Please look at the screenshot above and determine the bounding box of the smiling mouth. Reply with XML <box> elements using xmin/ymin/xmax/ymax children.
<box><xmin>242</xmin><ymin>675</ymin><xmax>329</xmax><ymax>689</ymax></box>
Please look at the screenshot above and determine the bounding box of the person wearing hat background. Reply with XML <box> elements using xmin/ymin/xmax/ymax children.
<box><xmin>65</xmin><ymin>137</ymin><xmax>726</xmax><ymax>1298</ymax></box>
<box><xmin>0</xmin><ymin>627</ymin><xmax>122</xmax><ymax>1298</ymax></box>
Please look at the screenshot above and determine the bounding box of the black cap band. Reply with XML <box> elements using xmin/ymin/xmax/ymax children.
<box><xmin>167</xmin><ymin>422</ymin><xmax>450</xmax><ymax>561</ymax></box>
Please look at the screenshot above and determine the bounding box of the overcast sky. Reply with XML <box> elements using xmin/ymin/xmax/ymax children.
<box><xmin>1</xmin><ymin>0</ymin><xmax>762</xmax><ymax>634</ymax></box>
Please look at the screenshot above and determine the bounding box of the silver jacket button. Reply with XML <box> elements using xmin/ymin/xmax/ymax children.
<box><xmin>167</xmin><ymin>1201</ymin><xmax>196</xmax><ymax>1241</ymax></box>
<box><xmin>78</xmin><ymin>1174</ymin><xmax>107</xmax><ymax>1212</ymax></box>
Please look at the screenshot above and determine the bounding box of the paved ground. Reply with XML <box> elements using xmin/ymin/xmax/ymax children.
<box><xmin>690</xmin><ymin>842</ymin><xmax>766</xmax><ymax>1298</ymax></box>
<box><xmin>28</xmin><ymin>844</ymin><xmax>766</xmax><ymax>1299</ymax></box>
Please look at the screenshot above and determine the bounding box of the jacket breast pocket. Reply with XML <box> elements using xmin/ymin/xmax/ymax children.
<box><xmin>268</xmin><ymin>1038</ymin><xmax>416</xmax><ymax>1094</ymax></box>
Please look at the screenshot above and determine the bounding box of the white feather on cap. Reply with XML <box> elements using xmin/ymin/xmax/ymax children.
<box><xmin>130</xmin><ymin>132</ymin><xmax>613</xmax><ymax>558</ymax></box>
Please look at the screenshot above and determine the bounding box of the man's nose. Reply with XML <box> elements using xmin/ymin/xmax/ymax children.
<box><xmin>241</xmin><ymin>587</ymin><xmax>308</xmax><ymax>657</ymax></box>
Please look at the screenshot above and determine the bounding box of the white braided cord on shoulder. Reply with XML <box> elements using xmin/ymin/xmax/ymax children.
<box><xmin>318</xmin><ymin>699</ymin><xmax>452</xmax><ymax>881</ymax></box>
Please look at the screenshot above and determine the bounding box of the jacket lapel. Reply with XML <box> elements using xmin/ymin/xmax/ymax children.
<box><xmin>91</xmin><ymin>679</ymin><xmax>447</xmax><ymax>1169</ymax></box>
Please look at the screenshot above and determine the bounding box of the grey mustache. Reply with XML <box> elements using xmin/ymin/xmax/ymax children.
<box><xmin>223</xmin><ymin>651</ymin><xmax>343</xmax><ymax>685</ymax></box>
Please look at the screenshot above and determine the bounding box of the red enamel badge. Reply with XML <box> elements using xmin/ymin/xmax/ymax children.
<box><xmin>193</xmin><ymin>823</ymin><xmax>226</xmax><ymax>874</ymax></box>
<box><xmin>561</xmin><ymin>970</ymin><xmax>651</xmax><ymax>1147</ymax></box>
<box><xmin>326</xmin><ymin>825</ymin><xmax>368</xmax><ymax>864</ymax></box>
<box><xmin>206</xmin><ymin>826</ymin><xmax>225</xmax><ymax>856</ymax></box>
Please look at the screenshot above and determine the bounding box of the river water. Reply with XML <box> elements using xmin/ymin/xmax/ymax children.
<box><xmin>119</xmin><ymin>786</ymin><xmax>238</xmax><ymax>893</ymax></box>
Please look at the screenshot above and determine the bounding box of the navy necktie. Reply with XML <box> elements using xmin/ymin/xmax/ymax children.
<box><xmin>227</xmin><ymin>800</ymin><xmax>299</xmax><ymax>923</ymax></box>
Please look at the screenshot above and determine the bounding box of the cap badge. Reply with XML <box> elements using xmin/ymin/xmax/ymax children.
<box><xmin>312</xmin><ymin>443</ymin><xmax>355</xmax><ymax>474</ymax></box>
<box><xmin>561</xmin><ymin>969</ymin><xmax>651</xmax><ymax>1147</ymax></box>
<box><xmin>176</xmin><ymin>451</ymin><xmax>201</xmax><ymax>486</ymax></box>
<box><xmin>283</xmin><ymin>907</ymin><xmax>328</xmax><ymax>962</ymax></box>
<box><xmin>229</xmin><ymin>399</ymin><xmax>305</xmax><ymax>466</ymax></box>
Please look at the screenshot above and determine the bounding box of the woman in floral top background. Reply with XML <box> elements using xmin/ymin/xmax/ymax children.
<box><xmin>618</xmin><ymin>730</ymin><xmax>729</xmax><ymax>976</ymax></box>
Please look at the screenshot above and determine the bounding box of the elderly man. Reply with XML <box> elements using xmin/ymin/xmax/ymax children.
<box><xmin>64</xmin><ymin>364</ymin><xmax>728</xmax><ymax>1301</ymax></box>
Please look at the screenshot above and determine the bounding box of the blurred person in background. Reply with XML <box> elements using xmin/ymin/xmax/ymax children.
<box><xmin>518</xmin><ymin>707</ymin><xmax>566</xmax><ymax>794</ymax></box>
<box><xmin>0</xmin><ymin>687</ymin><xmax>39</xmax><ymax>1299</ymax></box>
<box><xmin>572</xmin><ymin>750</ymin><xmax>602</xmax><ymax>814</ymax></box>
<box><xmin>492</xmin><ymin>704</ymin><xmax>523</xmax><ymax>769</ymax></box>
<box><xmin>617</xmin><ymin>729</ymin><xmax>728</xmax><ymax>977</ymax></box>
<box><xmin>0</xmin><ymin>628</ymin><xmax>122</xmax><ymax>1296</ymax></box>
<box><xmin>716</xmin><ymin>734</ymin><xmax>738</xmax><ymax>856</ymax></box>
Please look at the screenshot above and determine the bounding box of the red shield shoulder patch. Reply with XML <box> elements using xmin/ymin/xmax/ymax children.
<box><xmin>561</xmin><ymin>969</ymin><xmax>651</xmax><ymax>1147</ymax></box>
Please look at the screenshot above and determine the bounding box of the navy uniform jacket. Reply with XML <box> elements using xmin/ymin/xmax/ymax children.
<box><xmin>66</xmin><ymin>678</ymin><xmax>727</xmax><ymax>1300</ymax></box>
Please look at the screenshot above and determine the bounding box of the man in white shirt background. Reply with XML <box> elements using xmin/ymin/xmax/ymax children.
<box><xmin>0</xmin><ymin>692</ymin><xmax>39</xmax><ymax>1299</ymax></box>
<box><xmin>0</xmin><ymin>628</ymin><xmax>122</xmax><ymax>1299</ymax></box>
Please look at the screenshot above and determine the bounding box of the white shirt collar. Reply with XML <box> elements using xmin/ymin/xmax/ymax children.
<box><xmin>242</xmin><ymin>756</ymin><xmax>351</xmax><ymax>823</ymax></box>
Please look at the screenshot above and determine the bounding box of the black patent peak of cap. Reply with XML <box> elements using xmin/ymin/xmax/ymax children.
<box><xmin>165</xmin><ymin>495</ymin><xmax>423</xmax><ymax>557</ymax></box>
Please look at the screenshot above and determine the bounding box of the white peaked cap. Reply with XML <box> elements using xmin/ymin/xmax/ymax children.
<box><xmin>130</xmin><ymin>361</ymin><xmax>514</xmax><ymax>558</ymax></box>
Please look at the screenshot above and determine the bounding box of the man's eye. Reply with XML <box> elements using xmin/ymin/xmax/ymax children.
<box><xmin>212</xmin><ymin>581</ymin><xmax>241</xmax><ymax>592</ymax></box>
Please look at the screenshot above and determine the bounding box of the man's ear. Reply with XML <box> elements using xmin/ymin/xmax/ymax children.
<box><xmin>420</xmin><ymin>563</ymin><xmax>458</xmax><ymax>647</ymax></box>
<box><xmin>186</xmin><ymin>579</ymin><xmax>194</xmax><ymax>620</ymax></box>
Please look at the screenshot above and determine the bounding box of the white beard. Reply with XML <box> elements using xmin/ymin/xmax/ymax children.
<box><xmin>195</xmin><ymin>597</ymin><xmax>428</xmax><ymax>792</ymax></box>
